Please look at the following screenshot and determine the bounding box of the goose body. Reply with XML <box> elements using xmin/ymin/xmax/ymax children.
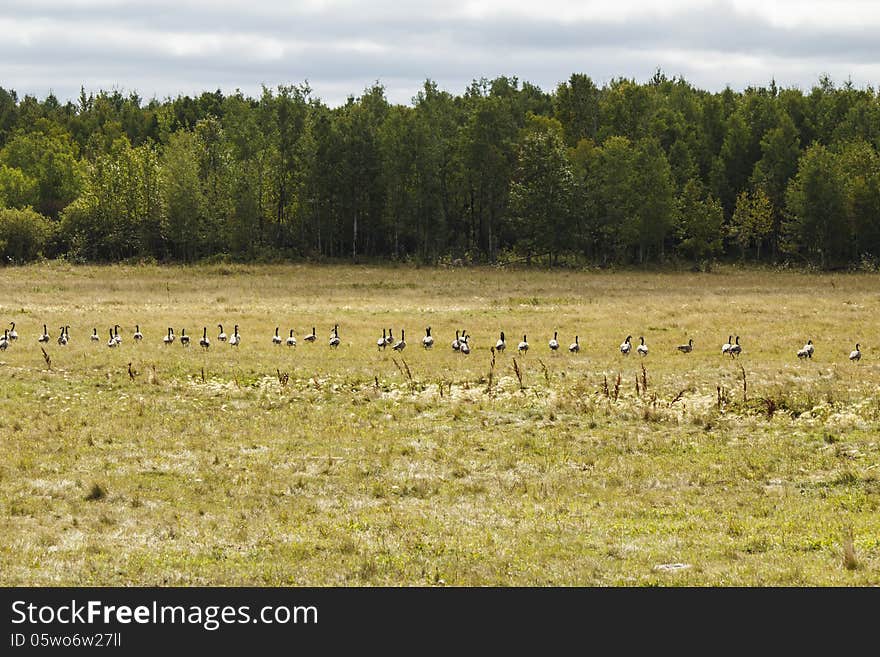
<box><xmin>797</xmin><ymin>339</ymin><xmax>813</xmax><ymax>359</ymax></box>
<box><xmin>304</xmin><ymin>327</ymin><xmax>317</xmax><ymax>343</ymax></box>
<box><xmin>495</xmin><ymin>331</ymin><xmax>506</xmax><ymax>352</ymax></box>
<box><xmin>422</xmin><ymin>327</ymin><xmax>434</xmax><ymax>349</ymax></box>
<box><xmin>8</xmin><ymin>322</ymin><xmax>18</xmax><ymax>340</ymax></box>
<box><xmin>163</xmin><ymin>327</ymin><xmax>174</xmax><ymax>345</ymax></box>
<box><xmin>329</xmin><ymin>325</ymin><xmax>340</xmax><ymax>348</ymax></box>
<box><xmin>378</xmin><ymin>329</ymin><xmax>387</xmax><ymax>350</ymax></box>
<box><xmin>272</xmin><ymin>327</ymin><xmax>282</xmax><ymax>345</ymax></box>
<box><xmin>286</xmin><ymin>330</ymin><xmax>297</xmax><ymax>347</ymax></box>
<box><xmin>549</xmin><ymin>331</ymin><xmax>559</xmax><ymax>351</ymax></box>
<box><xmin>0</xmin><ymin>330</ymin><xmax>8</xmax><ymax>350</ymax></box>
<box><xmin>91</xmin><ymin>328</ymin><xmax>100</xmax><ymax>341</ymax></box>
<box><xmin>392</xmin><ymin>329</ymin><xmax>406</xmax><ymax>352</ymax></box>
<box><xmin>569</xmin><ymin>336</ymin><xmax>580</xmax><ymax>353</ymax></box>
<box><xmin>459</xmin><ymin>333</ymin><xmax>470</xmax><ymax>355</ymax></box>
<box><xmin>637</xmin><ymin>336</ymin><xmax>648</xmax><ymax>356</ymax></box>
<box><xmin>134</xmin><ymin>325</ymin><xmax>143</xmax><ymax>341</ymax></box>
<box><xmin>179</xmin><ymin>328</ymin><xmax>190</xmax><ymax>346</ymax></box>
<box><xmin>451</xmin><ymin>330</ymin><xmax>461</xmax><ymax>351</ymax></box>
<box><xmin>58</xmin><ymin>326</ymin><xmax>69</xmax><ymax>346</ymax></box>
<box><xmin>385</xmin><ymin>329</ymin><xmax>394</xmax><ymax>347</ymax></box>
<box><xmin>722</xmin><ymin>335</ymin><xmax>733</xmax><ymax>354</ymax></box>
<box><xmin>850</xmin><ymin>343</ymin><xmax>861</xmax><ymax>362</ymax></box>
<box><xmin>200</xmin><ymin>327</ymin><xmax>210</xmax><ymax>349</ymax></box>
<box><xmin>107</xmin><ymin>328</ymin><xmax>117</xmax><ymax>348</ymax></box>
<box><xmin>620</xmin><ymin>335</ymin><xmax>632</xmax><ymax>355</ymax></box>
<box><xmin>518</xmin><ymin>334</ymin><xmax>529</xmax><ymax>354</ymax></box>
<box><xmin>801</xmin><ymin>339</ymin><xmax>814</xmax><ymax>358</ymax></box>
<box><xmin>229</xmin><ymin>325</ymin><xmax>240</xmax><ymax>346</ymax></box>
<box><xmin>217</xmin><ymin>324</ymin><xmax>227</xmax><ymax>342</ymax></box>
<box><xmin>38</xmin><ymin>324</ymin><xmax>49</xmax><ymax>343</ymax></box>
<box><xmin>677</xmin><ymin>338</ymin><xmax>694</xmax><ymax>353</ymax></box>
<box><xmin>729</xmin><ymin>336</ymin><xmax>742</xmax><ymax>356</ymax></box>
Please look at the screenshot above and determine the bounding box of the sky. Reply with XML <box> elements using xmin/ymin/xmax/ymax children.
<box><xmin>3</xmin><ymin>0</ymin><xmax>880</xmax><ymax>106</ymax></box>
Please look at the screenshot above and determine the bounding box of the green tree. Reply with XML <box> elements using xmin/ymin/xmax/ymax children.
<box><xmin>553</xmin><ymin>73</ymin><xmax>600</xmax><ymax>146</ymax></box>
<box><xmin>837</xmin><ymin>140</ymin><xmax>880</xmax><ymax>259</ymax></box>
<box><xmin>594</xmin><ymin>136</ymin><xmax>639</xmax><ymax>262</ymax></box>
<box><xmin>784</xmin><ymin>144</ymin><xmax>848</xmax><ymax>268</ymax></box>
<box><xmin>730</xmin><ymin>187</ymin><xmax>774</xmax><ymax>260</ymax></box>
<box><xmin>0</xmin><ymin>164</ymin><xmax>39</xmax><ymax>208</ymax></box>
<box><xmin>161</xmin><ymin>130</ymin><xmax>204</xmax><ymax>261</ymax></box>
<box><xmin>458</xmin><ymin>81</ymin><xmax>518</xmax><ymax>260</ymax></box>
<box><xmin>751</xmin><ymin>113</ymin><xmax>800</xmax><ymax>257</ymax></box>
<box><xmin>633</xmin><ymin>138</ymin><xmax>677</xmax><ymax>262</ymax></box>
<box><xmin>0</xmin><ymin>87</ymin><xmax>18</xmax><ymax>147</ymax></box>
<box><xmin>676</xmin><ymin>180</ymin><xmax>723</xmax><ymax>263</ymax></box>
<box><xmin>1</xmin><ymin>120</ymin><xmax>82</xmax><ymax>217</ymax></box>
<box><xmin>508</xmin><ymin>116</ymin><xmax>575</xmax><ymax>264</ymax></box>
<box><xmin>0</xmin><ymin>207</ymin><xmax>52</xmax><ymax>262</ymax></box>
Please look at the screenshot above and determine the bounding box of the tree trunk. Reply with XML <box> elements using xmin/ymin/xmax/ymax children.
<box><xmin>352</xmin><ymin>212</ymin><xmax>358</xmax><ymax>262</ymax></box>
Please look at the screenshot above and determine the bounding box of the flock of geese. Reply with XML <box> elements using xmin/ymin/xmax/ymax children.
<box><xmin>0</xmin><ymin>321</ymin><xmax>864</xmax><ymax>362</ymax></box>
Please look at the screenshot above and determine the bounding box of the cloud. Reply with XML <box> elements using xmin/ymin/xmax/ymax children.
<box><xmin>1</xmin><ymin>0</ymin><xmax>878</xmax><ymax>105</ymax></box>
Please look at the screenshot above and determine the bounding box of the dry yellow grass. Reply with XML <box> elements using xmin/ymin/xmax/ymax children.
<box><xmin>0</xmin><ymin>262</ymin><xmax>878</xmax><ymax>585</ymax></box>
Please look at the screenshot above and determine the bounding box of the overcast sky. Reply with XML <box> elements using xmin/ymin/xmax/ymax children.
<box><xmin>4</xmin><ymin>0</ymin><xmax>880</xmax><ymax>106</ymax></box>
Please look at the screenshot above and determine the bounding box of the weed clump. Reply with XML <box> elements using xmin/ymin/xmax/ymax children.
<box><xmin>85</xmin><ymin>483</ymin><xmax>107</xmax><ymax>501</ymax></box>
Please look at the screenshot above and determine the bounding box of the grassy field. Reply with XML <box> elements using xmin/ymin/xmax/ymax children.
<box><xmin>1</xmin><ymin>262</ymin><xmax>879</xmax><ymax>586</ymax></box>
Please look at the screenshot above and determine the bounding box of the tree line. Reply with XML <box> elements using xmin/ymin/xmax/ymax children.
<box><xmin>1</xmin><ymin>72</ymin><xmax>880</xmax><ymax>269</ymax></box>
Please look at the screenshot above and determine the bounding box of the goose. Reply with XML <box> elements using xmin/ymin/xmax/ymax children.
<box><xmin>549</xmin><ymin>331</ymin><xmax>559</xmax><ymax>352</ymax></box>
<box><xmin>107</xmin><ymin>328</ymin><xmax>117</xmax><ymax>348</ymax></box>
<box><xmin>38</xmin><ymin>324</ymin><xmax>50</xmax><ymax>343</ymax></box>
<box><xmin>377</xmin><ymin>329</ymin><xmax>387</xmax><ymax>350</ymax></box>
<box><xmin>58</xmin><ymin>326</ymin><xmax>69</xmax><ymax>346</ymax></box>
<box><xmin>90</xmin><ymin>328</ymin><xmax>100</xmax><ymax>341</ymax></box>
<box><xmin>133</xmin><ymin>325</ymin><xmax>143</xmax><ymax>341</ymax></box>
<box><xmin>286</xmin><ymin>329</ymin><xmax>297</xmax><ymax>347</ymax></box>
<box><xmin>422</xmin><ymin>326</ymin><xmax>434</xmax><ymax>349</ymax></box>
<box><xmin>8</xmin><ymin>322</ymin><xmax>18</xmax><ymax>340</ymax></box>
<box><xmin>620</xmin><ymin>335</ymin><xmax>632</xmax><ymax>355</ymax></box>
<box><xmin>329</xmin><ymin>325</ymin><xmax>340</xmax><ymax>348</ymax></box>
<box><xmin>495</xmin><ymin>331</ymin><xmax>506</xmax><ymax>353</ymax></box>
<box><xmin>199</xmin><ymin>327</ymin><xmax>210</xmax><ymax>349</ymax></box>
<box><xmin>797</xmin><ymin>339</ymin><xmax>813</xmax><ymax>359</ymax></box>
<box><xmin>163</xmin><ymin>327</ymin><xmax>174</xmax><ymax>345</ymax></box>
<box><xmin>113</xmin><ymin>325</ymin><xmax>122</xmax><ymax>345</ymax></box>
<box><xmin>459</xmin><ymin>333</ymin><xmax>470</xmax><ymax>355</ymax></box>
<box><xmin>272</xmin><ymin>327</ymin><xmax>282</xmax><ymax>345</ymax></box>
<box><xmin>392</xmin><ymin>329</ymin><xmax>406</xmax><ymax>352</ymax></box>
<box><xmin>729</xmin><ymin>336</ymin><xmax>742</xmax><ymax>357</ymax></box>
<box><xmin>229</xmin><ymin>325</ymin><xmax>240</xmax><ymax>346</ymax></box>
<box><xmin>385</xmin><ymin>329</ymin><xmax>394</xmax><ymax>347</ymax></box>
<box><xmin>0</xmin><ymin>330</ymin><xmax>8</xmax><ymax>350</ymax></box>
<box><xmin>722</xmin><ymin>335</ymin><xmax>733</xmax><ymax>355</ymax></box>
<box><xmin>569</xmin><ymin>336</ymin><xmax>580</xmax><ymax>353</ymax></box>
<box><xmin>179</xmin><ymin>328</ymin><xmax>190</xmax><ymax>346</ymax></box>
<box><xmin>451</xmin><ymin>330</ymin><xmax>461</xmax><ymax>351</ymax></box>
<box><xmin>802</xmin><ymin>339</ymin><xmax>814</xmax><ymax>358</ymax></box>
<box><xmin>217</xmin><ymin>324</ymin><xmax>227</xmax><ymax>342</ymax></box>
<box><xmin>677</xmin><ymin>338</ymin><xmax>694</xmax><ymax>353</ymax></box>
<box><xmin>304</xmin><ymin>327</ymin><xmax>317</xmax><ymax>343</ymax></box>
<box><xmin>518</xmin><ymin>334</ymin><xmax>529</xmax><ymax>354</ymax></box>
<box><xmin>849</xmin><ymin>343</ymin><xmax>861</xmax><ymax>362</ymax></box>
<box><xmin>637</xmin><ymin>336</ymin><xmax>648</xmax><ymax>356</ymax></box>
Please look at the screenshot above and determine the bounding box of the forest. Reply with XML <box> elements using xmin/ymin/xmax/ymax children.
<box><xmin>1</xmin><ymin>72</ymin><xmax>879</xmax><ymax>269</ymax></box>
